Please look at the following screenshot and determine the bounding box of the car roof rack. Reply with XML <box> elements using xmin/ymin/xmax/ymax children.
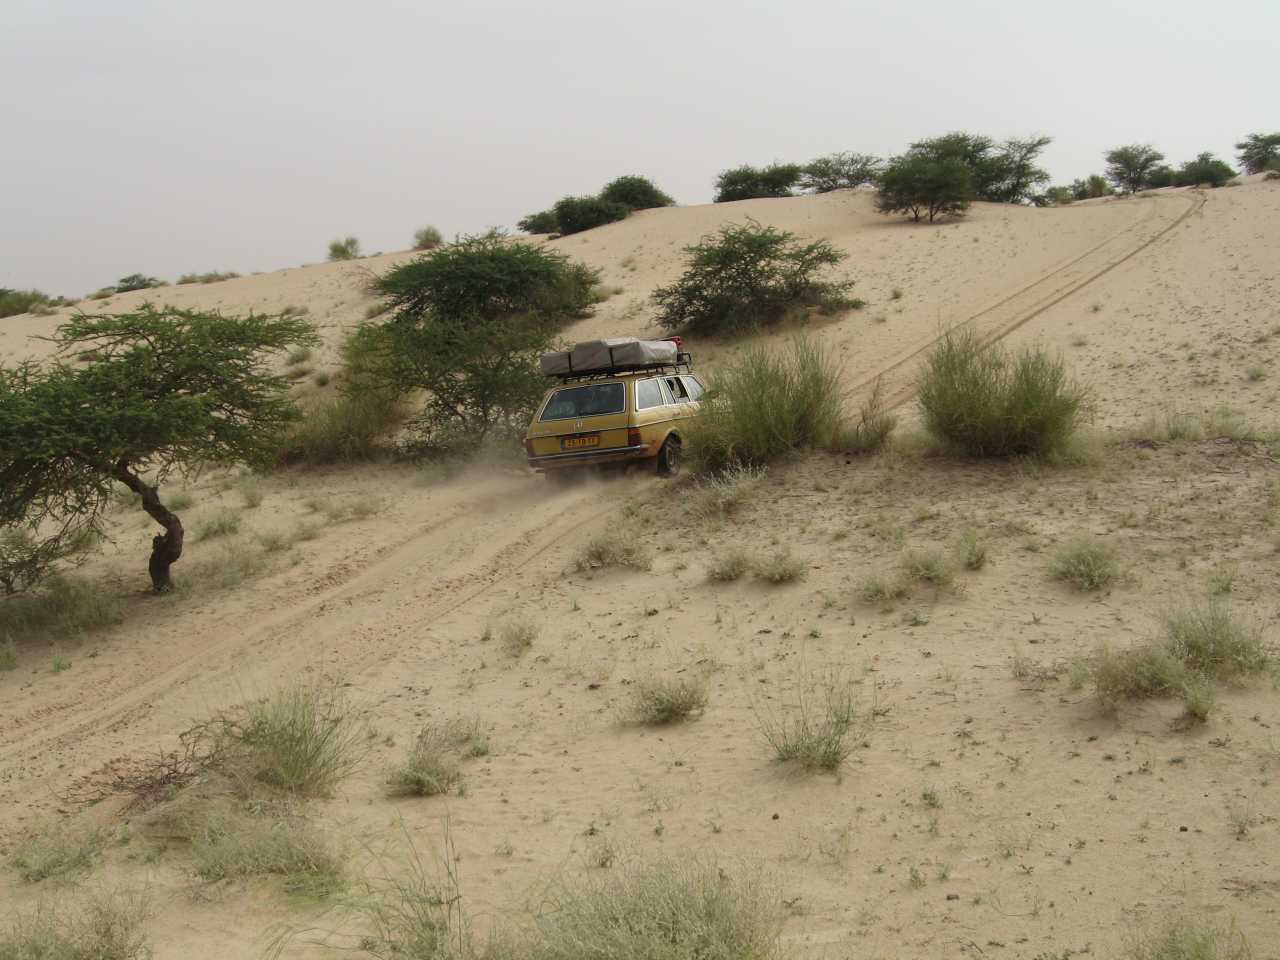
<box><xmin>555</xmin><ymin>352</ymin><xmax>693</xmax><ymax>383</ymax></box>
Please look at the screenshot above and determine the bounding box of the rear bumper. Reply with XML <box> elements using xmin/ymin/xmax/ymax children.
<box><xmin>527</xmin><ymin>443</ymin><xmax>650</xmax><ymax>470</ymax></box>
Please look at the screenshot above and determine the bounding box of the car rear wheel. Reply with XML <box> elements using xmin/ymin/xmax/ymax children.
<box><xmin>655</xmin><ymin>437</ymin><xmax>681</xmax><ymax>477</ymax></box>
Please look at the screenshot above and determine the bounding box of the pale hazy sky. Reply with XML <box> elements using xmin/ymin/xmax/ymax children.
<box><xmin>4</xmin><ymin>0</ymin><xmax>1276</xmax><ymax>297</ymax></box>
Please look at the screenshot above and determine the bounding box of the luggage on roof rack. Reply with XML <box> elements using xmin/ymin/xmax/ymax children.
<box><xmin>540</xmin><ymin>337</ymin><xmax>685</xmax><ymax>377</ymax></box>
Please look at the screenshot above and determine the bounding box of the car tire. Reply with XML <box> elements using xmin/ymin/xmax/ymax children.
<box><xmin>655</xmin><ymin>437</ymin><xmax>681</xmax><ymax>478</ymax></box>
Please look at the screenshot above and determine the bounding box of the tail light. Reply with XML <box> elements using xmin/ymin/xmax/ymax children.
<box><xmin>628</xmin><ymin>427</ymin><xmax>642</xmax><ymax>448</ymax></box>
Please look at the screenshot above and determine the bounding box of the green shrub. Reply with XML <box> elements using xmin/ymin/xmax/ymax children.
<box><xmin>1050</xmin><ymin>537</ymin><xmax>1118</xmax><ymax>591</ymax></box>
<box><xmin>177</xmin><ymin>271</ymin><xmax>239</xmax><ymax>285</ymax></box>
<box><xmin>917</xmin><ymin>327</ymin><xmax>1088</xmax><ymax>458</ymax></box>
<box><xmin>1128</xmin><ymin>917</ymin><xmax>1251</xmax><ymax>960</ymax></box>
<box><xmin>1104</xmin><ymin>144</ymin><xmax>1166</xmax><ymax>194</ymax></box>
<box><xmin>413</xmin><ymin>225</ymin><xmax>443</xmax><ymax>250</ymax></box>
<box><xmin>0</xmin><ymin>288</ymin><xmax>56</xmax><ymax>319</ymax></box>
<box><xmin>234</xmin><ymin>682</ymin><xmax>367</xmax><ymax>797</ymax></box>
<box><xmin>599</xmin><ymin>175</ymin><xmax>674</xmax><ymax>210</ymax></box>
<box><xmin>654</xmin><ymin>222</ymin><xmax>850</xmax><ymax>336</ymax></box>
<box><xmin>1176</xmin><ymin>152</ymin><xmax>1236</xmax><ymax>187</ymax></box>
<box><xmin>1165</xmin><ymin>601</ymin><xmax>1269</xmax><ymax>678</ymax></box>
<box><xmin>685</xmin><ymin>337</ymin><xmax>845</xmax><ymax>473</ymax></box>
<box><xmin>517</xmin><ymin>209</ymin><xmax>560</xmax><ymax>234</ymax></box>
<box><xmin>552</xmin><ymin>196</ymin><xmax>630</xmax><ymax>235</ymax></box>
<box><xmin>114</xmin><ymin>273</ymin><xmax>163</xmax><ymax>292</ymax></box>
<box><xmin>1070</xmin><ymin>174</ymin><xmax>1114</xmax><ymax>200</ymax></box>
<box><xmin>195</xmin><ymin>511</ymin><xmax>240</xmax><ymax>541</ymax></box>
<box><xmin>876</xmin><ymin>153</ymin><xmax>973</xmax><ymax>222</ymax></box>
<box><xmin>713</xmin><ymin>163</ymin><xmax>803</xmax><ymax>202</ymax></box>
<box><xmin>278</xmin><ymin>390</ymin><xmax>403</xmax><ymax>465</ymax></box>
<box><xmin>327</xmin><ymin>236</ymin><xmax>360</xmax><ymax>261</ymax></box>
<box><xmin>800</xmin><ymin>152</ymin><xmax>882</xmax><ymax>193</ymax></box>
<box><xmin>0</xmin><ymin>893</ymin><xmax>150</xmax><ymax>960</ymax></box>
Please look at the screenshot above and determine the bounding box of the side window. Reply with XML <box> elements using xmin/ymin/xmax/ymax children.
<box><xmin>657</xmin><ymin>378</ymin><xmax>675</xmax><ymax>405</ymax></box>
<box><xmin>665</xmin><ymin>377</ymin><xmax>689</xmax><ymax>401</ymax></box>
<box><xmin>635</xmin><ymin>378</ymin><xmax>663</xmax><ymax>410</ymax></box>
<box><xmin>680</xmin><ymin>376</ymin><xmax>704</xmax><ymax>401</ymax></box>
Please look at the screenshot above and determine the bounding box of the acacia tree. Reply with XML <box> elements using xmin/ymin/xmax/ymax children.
<box><xmin>1104</xmin><ymin>144</ymin><xmax>1165</xmax><ymax>194</ymax></box>
<box><xmin>876</xmin><ymin>153</ymin><xmax>973</xmax><ymax>222</ymax></box>
<box><xmin>0</xmin><ymin>306</ymin><xmax>316</xmax><ymax>592</ymax></box>
<box><xmin>799</xmin><ymin>153</ymin><xmax>882</xmax><ymax>193</ymax></box>
<box><xmin>713</xmin><ymin>164</ymin><xmax>803</xmax><ymax>202</ymax></box>
<box><xmin>1234</xmin><ymin>133</ymin><xmax>1280</xmax><ymax>174</ymax></box>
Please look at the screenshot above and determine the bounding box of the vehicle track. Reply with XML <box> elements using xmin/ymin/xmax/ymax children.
<box><xmin>848</xmin><ymin>191</ymin><xmax>1205</xmax><ymax>411</ymax></box>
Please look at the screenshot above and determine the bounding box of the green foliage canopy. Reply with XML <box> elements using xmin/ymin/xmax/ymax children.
<box><xmin>1104</xmin><ymin>144</ymin><xmax>1166</xmax><ymax>194</ymax></box>
<box><xmin>598</xmin><ymin>175</ymin><xmax>674</xmax><ymax>210</ymax></box>
<box><xmin>1235</xmin><ymin>132</ymin><xmax>1280</xmax><ymax>175</ymax></box>
<box><xmin>552</xmin><ymin>195</ymin><xmax>630</xmax><ymax>235</ymax></box>
<box><xmin>713</xmin><ymin>163</ymin><xmax>803</xmax><ymax>202</ymax></box>
<box><xmin>876</xmin><ymin>153</ymin><xmax>973</xmax><ymax>222</ymax></box>
<box><xmin>799</xmin><ymin>153</ymin><xmax>883</xmax><ymax>193</ymax></box>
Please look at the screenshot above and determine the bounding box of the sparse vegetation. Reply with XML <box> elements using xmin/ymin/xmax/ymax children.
<box><xmin>1105</xmin><ymin>144</ymin><xmax>1166</xmax><ymax>194</ymax></box>
<box><xmin>917</xmin><ymin>327</ymin><xmax>1089</xmax><ymax>458</ymax></box>
<box><xmin>713</xmin><ymin>163</ymin><xmax>803</xmax><ymax>202</ymax></box>
<box><xmin>0</xmin><ymin>575</ymin><xmax>124</xmax><ymax>642</ymax></box>
<box><xmin>654</xmin><ymin>222</ymin><xmax>852</xmax><ymax>336</ymax></box>
<box><xmin>1050</xmin><ymin>536</ymin><xmax>1118</xmax><ymax>591</ymax></box>
<box><xmin>756</xmin><ymin>675</ymin><xmax>861</xmax><ymax>771</ymax></box>
<box><xmin>8</xmin><ymin>822</ymin><xmax>106</xmax><ymax>883</ymax></box>
<box><xmin>195</xmin><ymin>511</ymin><xmax>241</xmax><ymax>541</ymax></box>
<box><xmin>754</xmin><ymin>550</ymin><xmax>805</xmax><ymax>583</ymax></box>
<box><xmin>328</xmin><ymin>236</ymin><xmax>361</xmax><ymax>261</ymax></box>
<box><xmin>685</xmin><ymin>337</ymin><xmax>845</xmax><ymax>473</ymax></box>
<box><xmin>800</xmin><ymin>152</ymin><xmax>882</xmax><ymax>193</ymax></box>
<box><xmin>955</xmin><ymin>530</ymin><xmax>988</xmax><ymax>570</ymax></box>
<box><xmin>386</xmin><ymin>723</ymin><xmax>468</xmax><ymax>797</ymax></box>
<box><xmin>836</xmin><ymin>379</ymin><xmax>897</xmax><ymax>454</ymax></box>
<box><xmin>901</xmin><ymin>548</ymin><xmax>956</xmax><ymax>586</ymax></box>
<box><xmin>859</xmin><ymin>574</ymin><xmax>909</xmax><ymax>604</ymax></box>
<box><xmin>177</xmin><ymin>271</ymin><xmax>239</xmax><ymax>285</ymax></box>
<box><xmin>1127</xmin><ymin>917</ymin><xmax>1252</xmax><ymax>960</ymax></box>
<box><xmin>495</xmin><ymin>617</ymin><xmax>538</xmax><ymax>657</ymax></box>
<box><xmin>688</xmin><ymin>465</ymin><xmax>765</xmax><ymax>521</ymax></box>
<box><xmin>626</xmin><ymin>675</ymin><xmax>709</xmax><ymax>724</ymax></box>
<box><xmin>598</xmin><ymin>174</ymin><xmax>675</xmax><ymax>210</ymax></box>
<box><xmin>0</xmin><ymin>893</ymin><xmax>150</xmax><ymax>960</ymax></box>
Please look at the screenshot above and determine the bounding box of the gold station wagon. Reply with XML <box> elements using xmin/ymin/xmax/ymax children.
<box><xmin>524</xmin><ymin>338</ymin><xmax>704</xmax><ymax>478</ymax></box>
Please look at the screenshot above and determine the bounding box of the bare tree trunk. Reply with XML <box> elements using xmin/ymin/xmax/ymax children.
<box><xmin>112</xmin><ymin>460</ymin><xmax>184</xmax><ymax>593</ymax></box>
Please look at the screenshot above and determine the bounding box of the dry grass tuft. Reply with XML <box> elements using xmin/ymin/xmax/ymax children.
<box><xmin>707</xmin><ymin>548</ymin><xmax>752</xmax><ymax>582</ymax></box>
<box><xmin>625</xmin><ymin>675</ymin><xmax>710</xmax><ymax>725</ymax></box>
<box><xmin>386</xmin><ymin>719</ymin><xmax>490</xmax><ymax>797</ymax></box>
<box><xmin>1050</xmin><ymin>536</ymin><xmax>1118</xmax><ymax>591</ymax></box>
<box><xmin>0</xmin><ymin>892</ymin><xmax>150</xmax><ymax>960</ymax></box>
<box><xmin>753</xmin><ymin>550</ymin><xmax>805</xmax><ymax>584</ymax></box>
<box><xmin>900</xmin><ymin>548</ymin><xmax>956</xmax><ymax>586</ymax></box>
<box><xmin>574</xmin><ymin>533</ymin><xmax>652</xmax><ymax>572</ymax></box>
<box><xmin>8</xmin><ymin>821</ymin><xmax>107</xmax><ymax>883</ymax></box>
<box><xmin>688</xmin><ymin>466</ymin><xmax>765</xmax><ymax>521</ymax></box>
<box><xmin>756</xmin><ymin>675</ymin><xmax>862</xmax><ymax>772</ymax></box>
<box><xmin>1127</xmin><ymin>917</ymin><xmax>1252</xmax><ymax>960</ymax></box>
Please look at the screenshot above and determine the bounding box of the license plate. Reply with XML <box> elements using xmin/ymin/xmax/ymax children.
<box><xmin>562</xmin><ymin>434</ymin><xmax>600</xmax><ymax>450</ymax></box>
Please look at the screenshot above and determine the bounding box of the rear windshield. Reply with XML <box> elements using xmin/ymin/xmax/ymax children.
<box><xmin>540</xmin><ymin>382</ymin><xmax>626</xmax><ymax>421</ymax></box>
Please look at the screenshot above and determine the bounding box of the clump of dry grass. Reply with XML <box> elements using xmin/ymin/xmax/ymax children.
<box><xmin>858</xmin><ymin>574</ymin><xmax>909</xmax><ymax>604</ymax></box>
<box><xmin>0</xmin><ymin>892</ymin><xmax>150</xmax><ymax>960</ymax></box>
<box><xmin>574</xmin><ymin>532</ymin><xmax>652</xmax><ymax>572</ymax></box>
<box><xmin>1050</xmin><ymin>536</ymin><xmax>1118</xmax><ymax>591</ymax></box>
<box><xmin>753</xmin><ymin>550</ymin><xmax>805</xmax><ymax>584</ymax></box>
<box><xmin>625</xmin><ymin>675</ymin><xmax>709</xmax><ymax>725</ymax></box>
<box><xmin>8</xmin><ymin>821</ymin><xmax>107</xmax><ymax>883</ymax></box>
<box><xmin>492</xmin><ymin>617</ymin><xmax>537</xmax><ymax>657</ymax></box>
<box><xmin>707</xmin><ymin>548</ymin><xmax>752</xmax><ymax>582</ymax></box>
<box><xmin>836</xmin><ymin>378</ymin><xmax>897</xmax><ymax>454</ymax></box>
<box><xmin>386</xmin><ymin>718</ymin><xmax>490</xmax><ymax>797</ymax></box>
<box><xmin>688</xmin><ymin>465</ymin><xmax>765</xmax><ymax>521</ymax></box>
<box><xmin>954</xmin><ymin>530</ymin><xmax>988</xmax><ymax>570</ymax></box>
<box><xmin>900</xmin><ymin>548</ymin><xmax>956</xmax><ymax>586</ymax></box>
<box><xmin>756</xmin><ymin>675</ymin><xmax>861</xmax><ymax>772</ymax></box>
<box><xmin>1127</xmin><ymin>917</ymin><xmax>1251</xmax><ymax>960</ymax></box>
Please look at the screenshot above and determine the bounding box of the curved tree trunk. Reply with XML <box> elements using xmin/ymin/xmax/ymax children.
<box><xmin>112</xmin><ymin>460</ymin><xmax>184</xmax><ymax>593</ymax></box>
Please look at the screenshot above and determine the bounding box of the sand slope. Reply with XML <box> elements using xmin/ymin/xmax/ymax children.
<box><xmin>2</xmin><ymin>181</ymin><xmax>1279</xmax><ymax>959</ymax></box>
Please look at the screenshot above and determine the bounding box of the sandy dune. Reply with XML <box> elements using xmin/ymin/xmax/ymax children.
<box><xmin>2</xmin><ymin>180</ymin><xmax>1279</xmax><ymax>958</ymax></box>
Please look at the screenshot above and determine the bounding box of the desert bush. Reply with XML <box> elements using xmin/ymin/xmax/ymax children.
<box><xmin>654</xmin><ymin>221</ymin><xmax>852</xmax><ymax>336</ymax></box>
<box><xmin>278</xmin><ymin>378</ymin><xmax>404</xmax><ymax>465</ymax></box>
<box><xmin>328</xmin><ymin>236</ymin><xmax>361</xmax><ymax>261</ymax></box>
<box><xmin>800</xmin><ymin>152</ymin><xmax>882</xmax><ymax>193</ymax></box>
<box><xmin>552</xmin><ymin>195</ymin><xmax>630</xmax><ymax>235</ymax></box>
<box><xmin>185</xmin><ymin>543</ymin><xmax>270</xmax><ymax>590</ymax></box>
<box><xmin>8</xmin><ymin>822</ymin><xmax>106</xmax><ymax>883</ymax></box>
<box><xmin>0</xmin><ymin>575</ymin><xmax>123</xmax><ymax>642</ymax></box>
<box><xmin>1127</xmin><ymin>917</ymin><xmax>1251</xmax><ymax>960</ymax></box>
<box><xmin>707</xmin><ymin>548</ymin><xmax>752</xmax><ymax>582</ymax></box>
<box><xmin>177</xmin><ymin>271</ymin><xmax>239</xmax><ymax>285</ymax></box>
<box><xmin>901</xmin><ymin>548</ymin><xmax>956</xmax><ymax>586</ymax></box>
<box><xmin>754</xmin><ymin>550</ymin><xmax>805</xmax><ymax>583</ymax></box>
<box><xmin>365</xmin><ymin>231</ymin><xmax>598</xmax><ymax>455</ymax></box>
<box><xmin>1235</xmin><ymin>132</ymin><xmax>1280</xmax><ymax>175</ymax></box>
<box><xmin>0</xmin><ymin>893</ymin><xmax>150</xmax><ymax>960</ymax></box>
<box><xmin>598</xmin><ymin>175</ymin><xmax>674</xmax><ymax>210</ymax></box>
<box><xmin>917</xmin><ymin>327</ymin><xmax>1088</xmax><ymax>458</ymax></box>
<box><xmin>686</xmin><ymin>337</ymin><xmax>845</xmax><ymax>473</ymax></box>
<box><xmin>114</xmin><ymin>273</ymin><xmax>163</xmax><ymax>292</ymax></box>
<box><xmin>0</xmin><ymin>288</ymin><xmax>56</xmax><ymax>319</ymax></box>
<box><xmin>413</xmin><ymin>225</ymin><xmax>444</xmax><ymax>250</ymax></box>
<box><xmin>574</xmin><ymin>532</ymin><xmax>652</xmax><ymax>572</ymax></box>
<box><xmin>496</xmin><ymin>617</ymin><xmax>537</xmax><ymax>657</ymax></box>
<box><xmin>1145</xmin><ymin>165</ymin><xmax>1177</xmax><ymax>188</ymax></box>
<box><xmin>1104</xmin><ymin>144</ymin><xmax>1166</xmax><ymax>194</ymax></box>
<box><xmin>519</xmin><ymin>857</ymin><xmax>782</xmax><ymax>960</ymax></box>
<box><xmin>626</xmin><ymin>675</ymin><xmax>709</xmax><ymax>724</ymax></box>
<box><xmin>1070</xmin><ymin>174</ymin><xmax>1114</xmax><ymax>200</ymax></box>
<box><xmin>517</xmin><ymin>209</ymin><xmax>560</xmax><ymax>234</ymax></box>
<box><xmin>756</xmin><ymin>675</ymin><xmax>860</xmax><ymax>772</ymax></box>
<box><xmin>1165</xmin><ymin>601</ymin><xmax>1269</xmax><ymax>678</ymax></box>
<box><xmin>1050</xmin><ymin>537</ymin><xmax>1118</xmax><ymax>591</ymax></box>
<box><xmin>688</xmin><ymin>465</ymin><xmax>765</xmax><ymax>521</ymax></box>
<box><xmin>1</xmin><ymin>524</ymin><xmax>98</xmax><ymax>596</ymax></box>
<box><xmin>1176</xmin><ymin>152</ymin><xmax>1236</xmax><ymax>187</ymax></box>
<box><xmin>859</xmin><ymin>574</ymin><xmax>909</xmax><ymax>604</ymax></box>
<box><xmin>233</xmin><ymin>682</ymin><xmax>367</xmax><ymax>797</ymax></box>
<box><xmin>955</xmin><ymin>531</ymin><xmax>988</xmax><ymax>570</ymax></box>
<box><xmin>713</xmin><ymin>163</ymin><xmax>803</xmax><ymax>202</ymax></box>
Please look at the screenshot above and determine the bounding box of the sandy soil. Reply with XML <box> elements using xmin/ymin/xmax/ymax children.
<box><xmin>2</xmin><ymin>180</ymin><xmax>1279</xmax><ymax>959</ymax></box>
